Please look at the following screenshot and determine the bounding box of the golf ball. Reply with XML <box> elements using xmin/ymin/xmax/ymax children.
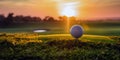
<box><xmin>70</xmin><ymin>25</ymin><xmax>84</xmax><ymax>38</ymax></box>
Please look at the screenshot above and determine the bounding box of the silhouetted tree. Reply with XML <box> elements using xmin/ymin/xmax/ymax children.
<box><xmin>43</xmin><ymin>16</ymin><xmax>49</xmax><ymax>21</ymax></box>
<box><xmin>0</xmin><ymin>14</ymin><xmax>5</xmax><ymax>27</ymax></box>
<box><xmin>47</xmin><ymin>17</ymin><xmax>55</xmax><ymax>22</ymax></box>
<box><xmin>0</xmin><ymin>14</ymin><xmax>5</xmax><ymax>22</ymax></box>
<box><xmin>58</xmin><ymin>16</ymin><xmax>63</xmax><ymax>21</ymax></box>
<box><xmin>4</xmin><ymin>13</ymin><xmax>14</xmax><ymax>27</ymax></box>
<box><xmin>32</xmin><ymin>17</ymin><xmax>41</xmax><ymax>23</ymax></box>
<box><xmin>58</xmin><ymin>16</ymin><xmax>68</xmax><ymax>22</ymax></box>
<box><xmin>14</xmin><ymin>15</ymin><xmax>24</xmax><ymax>23</ymax></box>
<box><xmin>43</xmin><ymin>16</ymin><xmax>56</xmax><ymax>22</ymax></box>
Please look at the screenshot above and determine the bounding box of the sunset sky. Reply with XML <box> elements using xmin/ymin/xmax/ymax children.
<box><xmin>0</xmin><ymin>0</ymin><xmax>120</xmax><ymax>19</ymax></box>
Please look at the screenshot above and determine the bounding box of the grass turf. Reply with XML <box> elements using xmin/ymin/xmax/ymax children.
<box><xmin>0</xmin><ymin>33</ymin><xmax>120</xmax><ymax>60</ymax></box>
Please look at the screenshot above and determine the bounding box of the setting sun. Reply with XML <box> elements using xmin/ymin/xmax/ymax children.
<box><xmin>61</xmin><ymin>4</ymin><xmax>77</xmax><ymax>17</ymax></box>
<box><xmin>58</xmin><ymin>2</ymin><xmax>79</xmax><ymax>33</ymax></box>
<box><xmin>59</xmin><ymin>2</ymin><xmax>78</xmax><ymax>17</ymax></box>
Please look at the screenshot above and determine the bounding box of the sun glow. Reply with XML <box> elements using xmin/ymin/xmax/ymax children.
<box><xmin>61</xmin><ymin>4</ymin><xmax>76</xmax><ymax>17</ymax></box>
<box><xmin>59</xmin><ymin>2</ymin><xmax>78</xmax><ymax>17</ymax></box>
<box><xmin>58</xmin><ymin>1</ymin><xmax>79</xmax><ymax>32</ymax></box>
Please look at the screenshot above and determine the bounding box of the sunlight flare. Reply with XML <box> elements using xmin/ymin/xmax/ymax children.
<box><xmin>58</xmin><ymin>1</ymin><xmax>80</xmax><ymax>32</ymax></box>
<box><xmin>59</xmin><ymin>2</ymin><xmax>79</xmax><ymax>17</ymax></box>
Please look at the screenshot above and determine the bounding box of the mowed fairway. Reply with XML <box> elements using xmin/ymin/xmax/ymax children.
<box><xmin>39</xmin><ymin>34</ymin><xmax>117</xmax><ymax>43</ymax></box>
<box><xmin>0</xmin><ymin>33</ymin><xmax>117</xmax><ymax>44</ymax></box>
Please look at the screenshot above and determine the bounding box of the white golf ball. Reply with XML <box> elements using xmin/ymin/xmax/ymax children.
<box><xmin>70</xmin><ymin>25</ymin><xmax>84</xmax><ymax>38</ymax></box>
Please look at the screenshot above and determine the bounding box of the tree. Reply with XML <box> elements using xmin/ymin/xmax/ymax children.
<box><xmin>58</xmin><ymin>16</ymin><xmax>68</xmax><ymax>21</ymax></box>
<box><xmin>0</xmin><ymin>14</ymin><xmax>5</xmax><ymax>27</ymax></box>
<box><xmin>43</xmin><ymin>16</ymin><xmax>49</xmax><ymax>21</ymax></box>
<box><xmin>32</xmin><ymin>17</ymin><xmax>42</xmax><ymax>23</ymax></box>
<box><xmin>0</xmin><ymin>14</ymin><xmax>5</xmax><ymax>22</ymax></box>
<box><xmin>5</xmin><ymin>13</ymin><xmax>14</xmax><ymax>26</ymax></box>
<box><xmin>47</xmin><ymin>17</ymin><xmax>55</xmax><ymax>22</ymax></box>
<box><xmin>58</xmin><ymin>16</ymin><xmax>63</xmax><ymax>21</ymax></box>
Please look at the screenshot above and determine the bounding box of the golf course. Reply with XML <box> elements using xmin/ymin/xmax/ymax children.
<box><xmin>1</xmin><ymin>0</ymin><xmax>120</xmax><ymax>59</ymax></box>
<box><xmin>0</xmin><ymin>21</ymin><xmax>120</xmax><ymax>60</ymax></box>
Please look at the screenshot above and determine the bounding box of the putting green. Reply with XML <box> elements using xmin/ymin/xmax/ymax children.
<box><xmin>0</xmin><ymin>33</ymin><xmax>118</xmax><ymax>44</ymax></box>
<box><xmin>38</xmin><ymin>34</ymin><xmax>117</xmax><ymax>44</ymax></box>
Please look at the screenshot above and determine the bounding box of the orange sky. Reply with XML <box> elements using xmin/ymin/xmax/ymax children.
<box><xmin>0</xmin><ymin>0</ymin><xmax>120</xmax><ymax>19</ymax></box>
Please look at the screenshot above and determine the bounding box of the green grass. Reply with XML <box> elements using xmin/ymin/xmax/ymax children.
<box><xmin>0</xmin><ymin>21</ymin><xmax>120</xmax><ymax>59</ymax></box>
<box><xmin>0</xmin><ymin>27</ymin><xmax>120</xmax><ymax>36</ymax></box>
<box><xmin>0</xmin><ymin>33</ymin><xmax>120</xmax><ymax>59</ymax></box>
<box><xmin>0</xmin><ymin>22</ymin><xmax>120</xmax><ymax>36</ymax></box>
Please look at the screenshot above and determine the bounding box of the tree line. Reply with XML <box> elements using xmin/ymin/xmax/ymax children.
<box><xmin>0</xmin><ymin>13</ymin><xmax>77</xmax><ymax>28</ymax></box>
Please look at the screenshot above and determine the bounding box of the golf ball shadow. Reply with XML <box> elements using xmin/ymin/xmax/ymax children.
<box><xmin>70</xmin><ymin>25</ymin><xmax>84</xmax><ymax>39</ymax></box>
